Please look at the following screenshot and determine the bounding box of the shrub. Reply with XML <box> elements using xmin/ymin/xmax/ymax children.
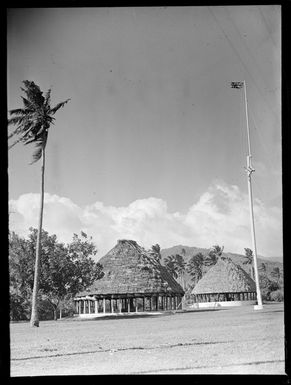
<box><xmin>269</xmin><ymin>289</ymin><xmax>284</xmax><ymax>302</ymax></box>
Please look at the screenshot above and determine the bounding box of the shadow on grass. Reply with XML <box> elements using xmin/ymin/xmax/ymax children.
<box><xmin>68</xmin><ymin>308</ymin><xmax>226</xmax><ymax>322</ymax></box>
<box><xmin>72</xmin><ymin>312</ymin><xmax>175</xmax><ymax>322</ymax></box>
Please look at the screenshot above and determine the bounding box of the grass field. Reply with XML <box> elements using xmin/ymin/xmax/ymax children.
<box><xmin>10</xmin><ymin>302</ymin><xmax>285</xmax><ymax>375</ymax></box>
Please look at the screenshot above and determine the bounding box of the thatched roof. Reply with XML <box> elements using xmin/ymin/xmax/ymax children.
<box><xmin>191</xmin><ymin>257</ymin><xmax>256</xmax><ymax>294</ymax></box>
<box><xmin>77</xmin><ymin>240</ymin><xmax>184</xmax><ymax>297</ymax></box>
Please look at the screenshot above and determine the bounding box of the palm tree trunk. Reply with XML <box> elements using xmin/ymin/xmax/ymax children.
<box><xmin>30</xmin><ymin>148</ymin><xmax>45</xmax><ymax>327</ymax></box>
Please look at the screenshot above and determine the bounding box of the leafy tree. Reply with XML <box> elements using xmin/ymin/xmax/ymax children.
<box><xmin>187</xmin><ymin>252</ymin><xmax>204</xmax><ymax>286</ymax></box>
<box><xmin>66</xmin><ymin>232</ymin><xmax>104</xmax><ymax>296</ymax></box>
<box><xmin>9</xmin><ymin>229</ymin><xmax>103</xmax><ymax>321</ymax></box>
<box><xmin>259</xmin><ymin>274</ymin><xmax>280</xmax><ymax>301</ymax></box>
<box><xmin>204</xmin><ymin>245</ymin><xmax>224</xmax><ymax>266</ymax></box>
<box><xmin>243</xmin><ymin>248</ymin><xmax>254</xmax><ymax>280</ymax></box>
<box><xmin>8</xmin><ymin>81</ymin><xmax>70</xmax><ymax>327</ymax></box>
<box><xmin>9</xmin><ymin>231</ymin><xmax>34</xmax><ymax>320</ymax></box>
<box><xmin>270</xmin><ymin>267</ymin><xmax>281</xmax><ymax>285</ymax></box>
<box><xmin>259</xmin><ymin>262</ymin><xmax>267</xmax><ymax>273</ymax></box>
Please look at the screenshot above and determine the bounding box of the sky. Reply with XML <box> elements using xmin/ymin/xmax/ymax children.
<box><xmin>7</xmin><ymin>6</ymin><xmax>282</xmax><ymax>259</ymax></box>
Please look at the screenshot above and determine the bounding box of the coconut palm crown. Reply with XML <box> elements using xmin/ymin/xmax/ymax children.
<box><xmin>8</xmin><ymin>80</ymin><xmax>70</xmax><ymax>162</ymax></box>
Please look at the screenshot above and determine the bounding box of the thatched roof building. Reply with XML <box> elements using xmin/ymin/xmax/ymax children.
<box><xmin>191</xmin><ymin>257</ymin><xmax>257</xmax><ymax>303</ymax></box>
<box><xmin>74</xmin><ymin>240</ymin><xmax>184</xmax><ymax>316</ymax></box>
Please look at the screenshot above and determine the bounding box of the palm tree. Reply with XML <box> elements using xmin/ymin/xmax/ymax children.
<box><xmin>181</xmin><ymin>248</ymin><xmax>186</xmax><ymax>259</ymax></box>
<box><xmin>187</xmin><ymin>252</ymin><xmax>204</xmax><ymax>286</ymax></box>
<box><xmin>243</xmin><ymin>247</ymin><xmax>254</xmax><ymax>280</ymax></box>
<box><xmin>150</xmin><ymin>244</ymin><xmax>161</xmax><ymax>261</ymax></box>
<box><xmin>8</xmin><ymin>80</ymin><xmax>70</xmax><ymax>327</ymax></box>
<box><xmin>164</xmin><ymin>255</ymin><xmax>178</xmax><ymax>279</ymax></box>
<box><xmin>204</xmin><ymin>245</ymin><xmax>224</xmax><ymax>266</ymax></box>
<box><xmin>174</xmin><ymin>254</ymin><xmax>187</xmax><ymax>290</ymax></box>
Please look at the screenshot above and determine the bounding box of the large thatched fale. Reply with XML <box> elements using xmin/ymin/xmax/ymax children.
<box><xmin>191</xmin><ymin>257</ymin><xmax>257</xmax><ymax>303</ymax></box>
<box><xmin>74</xmin><ymin>240</ymin><xmax>184</xmax><ymax>315</ymax></box>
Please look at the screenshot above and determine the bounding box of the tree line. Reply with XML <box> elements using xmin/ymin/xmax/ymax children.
<box><xmin>9</xmin><ymin>228</ymin><xmax>103</xmax><ymax>321</ymax></box>
<box><xmin>163</xmin><ymin>245</ymin><xmax>283</xmax><ymax>302</ymax></box>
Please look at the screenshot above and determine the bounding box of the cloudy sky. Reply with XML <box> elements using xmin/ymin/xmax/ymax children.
<box><xmin>8</xmin><ymin>6</ymin><xmax>282</xmax><ymax>259</ymax></box>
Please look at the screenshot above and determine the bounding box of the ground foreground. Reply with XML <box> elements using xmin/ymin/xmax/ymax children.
<box><xmin>10</xmin><ymin>303</ymin><xmax>285</xmax><ymax>375</ymax></box>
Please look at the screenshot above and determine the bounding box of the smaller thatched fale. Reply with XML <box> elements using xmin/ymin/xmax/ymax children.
<box><xmin>191</xmin><ymin>257</ymin><xmax>257</xmax><ymax>303</ymax></box>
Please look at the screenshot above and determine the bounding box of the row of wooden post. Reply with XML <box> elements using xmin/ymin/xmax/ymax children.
<box><xmin>193</xmin><ymin>292</ymin><xmax>257</xmax><ymax>303</ymax></box>
<box><xmin>75</xmin><ymin>295</ymin><xmax>182</xmax><ymax>315</ymax></box>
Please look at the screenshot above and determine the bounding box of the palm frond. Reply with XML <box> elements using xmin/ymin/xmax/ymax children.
<box><xmin>9</xmin><ymin>108</ymin><xmax>28</xmax><ymax>116</ymax></box>
<box><xmin>30</xmin><ymin>135</ymin><xmax>47</xmax><ymax>164</ymax></box>
<box><xmin>8</xmin><ymin>136</ymin><xmax>25</xmax><ymax>150</ymax></box>
<box><xmin>44</xmin><ymin>89</ymin><xmax>51</xmax><ymax>108</ymax></box>
<box><xmin>8</xmin><ymin>116</ymin><xmax>27</xmax><ymax>126</ymax></box>
<box><xmin>22</xmin><ymin>80</ymin><xmax>45</xmax><ymax>107</ymax></box>
<box><xmin>8</xmin><ymin>127</ymin><xmax>18</xmax><ymax>140</ymax></box>
<box><xmin>30</xmin><ymin>145</ymin><xmax>43</xmax><ymax>164</ymax></box>
<box><xmin>23</xmin><ymin>123</ymin><xmax>45</xmax><ymax>145</ymax></box>
<box><xmin>50</xmin><ymin>99</ymin><xmax>70</xmax><ymax>114</ymax></box>
<box><xmin>8</xmin><ymin>125</ymin><xmax>24</xmax><ymax>140</ymax></box>
<box><xmin>20</xmin><ymin>96</ymin><xmax>37</xmax><ymax>111</ymax></box>
<box><xmin>8</xmin><ymin>118</ymin><xmax>37</xmax><ymax>141</ymax></box>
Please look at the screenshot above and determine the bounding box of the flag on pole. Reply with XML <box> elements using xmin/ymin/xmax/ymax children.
<box><xmin>231</xmin><ymin>81</ymin><xmax>244</xmax><ymax>89</ymax></box>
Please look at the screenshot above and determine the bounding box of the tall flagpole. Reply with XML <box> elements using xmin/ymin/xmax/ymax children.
<box><xmin>231</xmin><ymin>80</ymin><xmax>263</xmax><ymax>310</ymax></box>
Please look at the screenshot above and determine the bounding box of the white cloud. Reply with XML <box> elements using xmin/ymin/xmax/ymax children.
<box><xmin>9</xmin><ymin>181</ymin><xmax>283</xmax><ymax>258</ymax></box>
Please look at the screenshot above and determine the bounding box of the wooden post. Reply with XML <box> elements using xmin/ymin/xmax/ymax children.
<box><xmin>127</xmin><ymin>298</ymin><xmax>130</xmax><ymax>313</ymax></box>
<box><xmin>103</xmin><ymin>298</ymin><xmax>106</xmax><ymax>313</ymax></box>
<box><xmin>135</xmin><ymin>298</ymin><xmax>138</xmax><ymax>313</ymax></box>
<box><xmin>95</xmin><ymin>300</ymin><xmax>98</xmax><ymax>314</ymax></box>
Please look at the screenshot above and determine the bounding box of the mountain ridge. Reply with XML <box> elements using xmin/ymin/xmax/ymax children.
<box><xmin>160</xmin><ymin>245</ymin><xmax>283</xmax><ymax>269</ymax></box>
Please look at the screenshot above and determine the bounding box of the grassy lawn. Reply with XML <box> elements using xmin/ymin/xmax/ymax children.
<box><xmin>10</xmin><ymin>302</ymin><xmax>285</xmax><ymax>375</ymax></box>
